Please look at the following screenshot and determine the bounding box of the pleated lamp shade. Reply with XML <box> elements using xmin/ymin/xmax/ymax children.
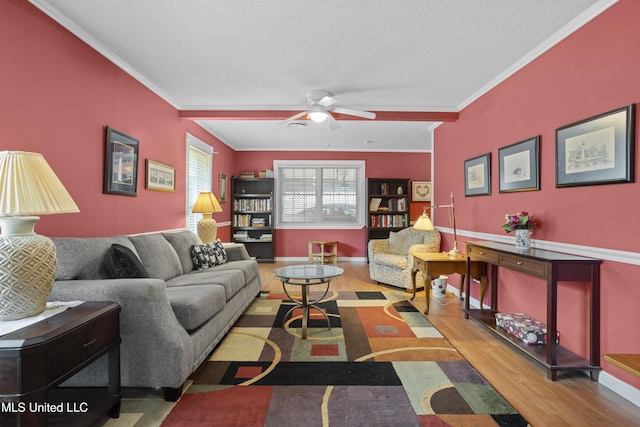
<box><xmin>0</xmin><ymin>151</ymin><xmax>79</xmax><ymax>218</ymax></box>
<box><xmin>0</xmin><ymin>151</ymin><xmax>79</xmax><ymax>320</ymax></box>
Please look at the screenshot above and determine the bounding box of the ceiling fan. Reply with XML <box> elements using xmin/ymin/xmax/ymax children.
<box><xmin>282</xmin><ymin>90</ymin><xmax>376</xmax><ymax>129</ymax></box>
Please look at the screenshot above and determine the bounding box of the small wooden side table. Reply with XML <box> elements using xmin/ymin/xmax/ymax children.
<box><xmin>0</xmin><ymin>301</ymin><xmax>121</xmax><ymax>427</ymax></box>
<box><xmin>308</xmin><ymin>240</ymin><xmax>338</xmax><ymax>265</ymax></box>
<box><xmin>411</xmin><ymin>252</ymin><xmax>488</xmax><ymax>314</ymax></box>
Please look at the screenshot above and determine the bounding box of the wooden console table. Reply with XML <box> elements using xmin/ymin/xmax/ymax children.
<box><xmin>464</xmin><ymin>241</ymin><xmax>602</xmax><ymax>381</ymax></box>
<box><xmin>0</xmin><ymin>301</ymin><xmax>121</xmax><ymax>426</ymax></box>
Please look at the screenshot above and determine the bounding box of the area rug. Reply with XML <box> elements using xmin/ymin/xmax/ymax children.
<box><xmin>160</xmin><ymin>290</ymin><xmax>529</xmax><ymax>427</ymax></box>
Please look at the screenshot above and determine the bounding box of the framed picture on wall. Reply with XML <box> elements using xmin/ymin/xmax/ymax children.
<box><xmin>464</xmin><ymin>153</ymin><xmax>491</xmax><ymax>196</ymax></box>
<box><xmin>499</xmin><ymin>136</ymin><xmax>540</xmax><ymax>193</ymax></box>
<box><xmin>556</xmin><ymin>104</ymin><xmax>635</xmax><ymax>187</ymax></box>
<box><xmin>103</xmin><ymin>126</ymin><xmax>139</xmax><ymax>196</ymax></box>
<box><xmin>145</xmin><ymin>159</ymin><xmax>176</xmax><ymax>192</ymax></box>
<box><xmin>411</xmin><ymin>181</ymin><xmax>432</xmax><ymax>202</ymax></box>
<box><xmin>219</xmin><ymin>173</ymin><xmax>227</xmax><ymax>202</ymax></box>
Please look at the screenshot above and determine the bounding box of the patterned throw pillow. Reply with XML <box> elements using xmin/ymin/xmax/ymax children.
<box><xmin>190</xmin><ymin>241</ymin><xmax>229</xmax><ymax>270</ymax></box>
<box><xmin>190</xmin><ymin>244</ymin><xmax>216</xmax><ymax>270</ymax></box>
<box><xmin>211</xmin><ymin>239</ymin><xmax>229</xmax><ymax>265</ymax></box>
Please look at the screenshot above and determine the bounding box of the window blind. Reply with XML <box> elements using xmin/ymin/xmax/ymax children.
<box><xmin>186</xmin><ymin>134</ymin><xmax>213</xmax><ymax>233</ymax></box>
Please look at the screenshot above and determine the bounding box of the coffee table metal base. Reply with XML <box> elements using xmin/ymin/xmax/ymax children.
<box><xmin>280</xmin><ymin>279</ymin><xmax>332</xmax><ymax>339</ymax></box>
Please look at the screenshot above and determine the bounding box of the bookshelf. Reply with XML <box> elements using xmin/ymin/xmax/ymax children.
<box><xmin>366</xmin><ymin>178</ymin><xmax>410</xmax><ymax>247</ymax></box>
<box><xmin>231</xmin><ymin>177</ymin><xmax>274</xmax><ymax>262</ymax></box>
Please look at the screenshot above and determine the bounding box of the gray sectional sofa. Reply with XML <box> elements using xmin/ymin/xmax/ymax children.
<box><xmin>49</xmin><ymin>230</ymin><xmax>261</xmax><ymax>401</ymax></box>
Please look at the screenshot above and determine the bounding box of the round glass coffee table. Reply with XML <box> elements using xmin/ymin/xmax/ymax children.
<box><xmin>272</xmin><ymin>264</ymin><xmax>344</xmax><ymax>339</ymax></box>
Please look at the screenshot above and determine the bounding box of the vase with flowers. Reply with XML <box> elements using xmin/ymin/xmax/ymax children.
<box><xmin>503</xmin><ymin>211</ymin><xmax>536</xmax><ymax>249</ymax></box>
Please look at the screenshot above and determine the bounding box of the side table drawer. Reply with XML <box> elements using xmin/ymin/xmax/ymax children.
<box><xmin>500</xmin><ymin>254</ymin><xmax>548</xmax><ymax>278</ymax></box>
<box><xmin>468</xmin><ymin>245</ymin><xmax>499</xmax><ymax>263</ymax></box>
<box><xmin>47</xmin><ymin>311</ymin><xmax>119</xmax><ymax>383</ymax></box>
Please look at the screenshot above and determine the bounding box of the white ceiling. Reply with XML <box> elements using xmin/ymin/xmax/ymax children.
<box><xmin>30</xmin><ymin>0</ymin><xmax>616</xmax><ymax>152</ymax></box>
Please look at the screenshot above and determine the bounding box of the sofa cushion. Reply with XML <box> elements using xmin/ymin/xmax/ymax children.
<box><xmin>209</xmin><ymin>259</ymin><xmax>260</xmax><ymax>284</ymax></box>
<box><xmin>165</xmin><ymin>285</ymin><xmax>226</xmax><ymax>331</ymax></box>
<box><xmin>129</xmin><ymin>234</ymin><xmax>183</xmax><ymax>281</ymax></box>
<box><xmin>374</xmin><ymin>253</ymin><xmax>408</xmax><ymax>269</ymax></box>
<box><xmin>103</xmin><ymin>243</ymin><xmax>149</xmax><ymax>278</ymax></box>
<box><xmin>163</xmin><ymin>230</ymin><xmax>203</xmax><ymax>273</ymax></box>
<box><xmin>168</xmin><ymin>268</ymin><xmax>246</xmax><ymax>301</ymax></box>
<box><xmin>52</xmin><ymin>236</ymin><xmax>138</xmax><ymax>280</ymax></box>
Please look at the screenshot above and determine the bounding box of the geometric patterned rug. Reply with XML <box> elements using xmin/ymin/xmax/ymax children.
<box><xmin>160</xmin><ymin>291</ymin><xmax>530</xmax><ymax>427</ymax></box>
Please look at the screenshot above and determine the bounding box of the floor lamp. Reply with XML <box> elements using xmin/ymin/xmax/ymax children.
<box><xmin>413</xmin><ymin>192</ymin><xmax>461</xmax><ymax>258</ymax></box>
<box><xmin>192</xmin><ymin>192</ymin><xmax>223</xmax><ymax>244</ymax></box>
<box><xmin>0</xmin><ymin>151</ymin><xmax>79</xmax><ymax>320</ymax></box>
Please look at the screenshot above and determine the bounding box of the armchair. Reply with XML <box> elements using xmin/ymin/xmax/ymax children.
<box><xmin>368</xmin><ymin>227</ymin><xmax>441</xmax><ymax>290</ymax></box>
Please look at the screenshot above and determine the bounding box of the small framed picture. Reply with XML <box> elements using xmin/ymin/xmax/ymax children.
<box><xmin>219</xmin><ymin>173</ymin><xmax>228</xmax><ymax>202</ymax></box>
<box><xmin>411</xmin><ymin>181</ymin><xmax>432</xmax><ymax>202</ymax></box>
<box><xmin>104</xmin><ymin>126</ymin><xmax>139</xmax><ymax>196</ymax></box>
<box><xmin>145</xmin><ymin>159</ymin><xmax>176</xmax><ymax>192</ymax></box>
<box><xmin>556</xmin><ymin>104</ymin><xmax>635</xmax><ymax>187</ymax></box>
<box><xmin>499</xmin><ymin>136</ymin><xmax>540</xmax><ymax>193</ymax></box>
<box><xmin>464</xmin><ymin>153</ymin><xmax>491</xmax><ymax>196</ymax></box>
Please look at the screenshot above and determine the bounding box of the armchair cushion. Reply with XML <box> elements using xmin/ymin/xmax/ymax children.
<box><xmin>388</xmin><ymin>231</ymin><xmax>424</xmax><ymax>255</ymax></box>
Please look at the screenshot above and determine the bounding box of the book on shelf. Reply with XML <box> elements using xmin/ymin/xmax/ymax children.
<box><xmin>369</xmin><ymin>198</ymin><xmax>382</xmax><ymax>211</ymax></box>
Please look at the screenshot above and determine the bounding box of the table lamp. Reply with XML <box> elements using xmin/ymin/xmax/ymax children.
<box><xmin>0</xmin><ymin>151</ymin><xmax>79</xmax><ymax>320</ymax></box>
<box><xmin>192</xmin><ymin>191</ymin><xmax>223</xmax><ymax>243</ymax></box>
<box><xmin>413</xmin><ymin>192</ymin><xmax>460</xmax><ymax>258</ymax></box>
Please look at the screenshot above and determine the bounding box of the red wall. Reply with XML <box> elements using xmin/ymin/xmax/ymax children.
<box><xmin>234</xmin><ymin>150</ymin><xmax>432</xmax><ymax>258</ymax></box>
<box><xmin>0</xmin><ymin>1</ymin><xmax>234</xmax><ymax>237</ymax></box>
<box><xmin>434</xmin><ymin>0</ymin><xmax>640</xmax><ymax>388</ymax></box>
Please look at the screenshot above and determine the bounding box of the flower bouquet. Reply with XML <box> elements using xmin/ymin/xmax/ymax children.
<box><xmin>503</xmin><ymin>211</ymin><xmax>536</xmax><ymax>249</ymax></box>
<box><xmin>503</xmin><ymin>211</ymin><xmax>536</xmax><ymax>233</ymax></box>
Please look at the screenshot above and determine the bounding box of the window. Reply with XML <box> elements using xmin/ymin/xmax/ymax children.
<box><xmin>274</xmin><ymin>160</ymin><xmax>365</xmax><ymax>229</ymax></box>
<box><xmin>186</xmin><ymin>134</ymin><xmax>213</xmax><ymax>233</ymax></box>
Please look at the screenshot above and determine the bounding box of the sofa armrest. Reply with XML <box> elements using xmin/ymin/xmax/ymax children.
<box><xmin>50</xmin><ymin>278</ymin><xmax>191</xmax><ymax>373</ymax></box>
<box><xmin>225</xmin><ymin>243</ymin><xmax>251</xmax><ymax>261</ymax></box>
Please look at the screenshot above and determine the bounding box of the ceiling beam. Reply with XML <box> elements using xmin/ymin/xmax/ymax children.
<box><xmin>178</xmin><ymin>110</ymin><xmax>458</xmax><ymax>122</ymax></box>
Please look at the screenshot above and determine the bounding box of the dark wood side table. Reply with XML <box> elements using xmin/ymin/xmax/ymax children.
<box><xmin>465</xmin><ymin>241</ymin><xmax>602</xmax><ymax>381</ymax></box>
<box><xmin>0</xmin><ymin>301</ymin><xmax>121</xmax><ymax>427</ymax></box>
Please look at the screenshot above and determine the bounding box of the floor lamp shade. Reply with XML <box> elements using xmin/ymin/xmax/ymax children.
<box><xmin>0</xmin><ymin>151</ymin><xmax>79</xmax><ymax>320</ymax></box>
<box><xmin>191</xmin><ymin>192</ymin><xmax>223</xmax><ymax>244</ymax></box>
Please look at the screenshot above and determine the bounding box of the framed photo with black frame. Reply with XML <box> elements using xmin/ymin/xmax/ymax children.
<box><xmin>556</xmin><ymin>104</ymin><xmax>635</xmax><ymax>187</ymax></box>
<box><xmin>464</xmin><ymin>153</ymin><xmax>491</xmax><ymax>196</ymax></box>
<box><xmin>499</xmin><ymin>136</ymin><xmax>540</xmax><ymax>193</ymax></box>
<box><xmin>104</xmin><ymin>126</ymin><xmax>139</xmax><ymax>196</ymax></box>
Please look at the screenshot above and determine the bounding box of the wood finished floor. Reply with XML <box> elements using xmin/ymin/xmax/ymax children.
<box><xmin>261</xmin><ymin>261</ymin><xmax>640</xmax><ymax>427</ymax></box>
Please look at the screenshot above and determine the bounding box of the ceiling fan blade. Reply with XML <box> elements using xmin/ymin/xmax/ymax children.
<box><xmin>332</xmin><ymin>107</ymin><xmax>376</xmax><ymax>120</ymax></box>
<box><xmin>318</xmin><ymin>96</ymin><xmax>338</xmax><ymax>108</ymax></box>
<box><xmin>279</xmin><ymin>110</ymin><xmax>309</xmax><ymax>124</ymax></box>
<box><xmin>327</xmin><ymin>113</ymin><xmax>341</xmax><ymax>130</ymax></box>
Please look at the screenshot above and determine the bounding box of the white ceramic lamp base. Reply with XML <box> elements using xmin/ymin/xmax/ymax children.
<box><xmin>0</xmin><ymin>217</ymin><xmax>57</xmax><ymax>321</ymax></box>
<box><xmin>197</xmin><ymin>214</ymin><xmax>218</xmax><ymax>244</ymax></box>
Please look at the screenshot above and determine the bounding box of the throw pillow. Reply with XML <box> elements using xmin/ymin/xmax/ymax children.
<box><xmin>388</xmin><ymin>231</ymin><xmax>408</xmax><ymax>255</ymax></box>
<box><xmin>211</xmin><ymin>239</ymin><xmax>229</xmax><ymax>265</ymax></box>
<box><xmin>103</xmin><ymin>243</ymin><xmax>149</xmax><ymax>278</ymax></box>
<box><xmin>190</xmin><ymin>244</ymin><xmax>216</xmax><ymax>270</ymax></box>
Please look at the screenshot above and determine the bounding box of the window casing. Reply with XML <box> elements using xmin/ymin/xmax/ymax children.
<box><xmin>186</xmin><ymin>134</ymin><xmax>213</xmax><ymax>233</ymax></box>
<box><xmin>274</xmin><ymin>160</ymin><xmax>365</xmax><ymax>229</ymax></box>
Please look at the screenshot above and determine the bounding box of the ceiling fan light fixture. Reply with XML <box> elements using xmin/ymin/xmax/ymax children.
<box><xmin>308</xmin><ymin>111</ymin><xmax>328</xmax><ymax>123</ymax></box>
